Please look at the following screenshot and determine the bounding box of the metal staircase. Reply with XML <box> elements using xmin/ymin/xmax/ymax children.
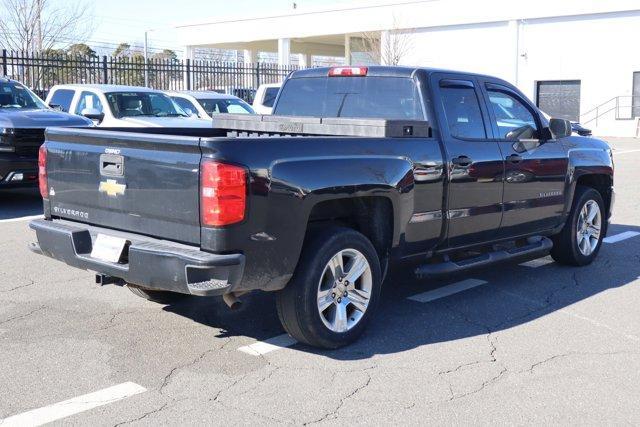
<box><xmin>580</xmin><ymin>96</ymin><xmax>640</xmax><ymax>126</ymax></box>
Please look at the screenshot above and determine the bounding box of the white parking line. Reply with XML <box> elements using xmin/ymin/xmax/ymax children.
<box><xmin>519</xmin><ymin>258</ymin><xmax>555</xmax><ymax>268</ymax></box>
<box><xmin>603</xmin><ymin>231</ymin><xmax>640</xmax><ymax>244</ymax></box>
<box><xmin>0</xmin><ymin>382</ymin><xmax>147</xmax><ymax>427</ymax></box>
<box><xmin>238</xmin><ymin>334</ymin><xmax>297</xmax><ymax>356</ymax></box>
<box><xmin>0</xmin><ymin>214</ymin><xmax>43</xmax><ymax>224</ymax></box>
<box><xmin>407</xmin><ymin>279</ymin><xmax>488</xmax><ymax>303</ymax></box>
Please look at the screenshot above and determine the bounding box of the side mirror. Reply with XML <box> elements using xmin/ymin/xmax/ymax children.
<box><xmin>81</xmin><ymin>108</ymin><xmax>105</xmax><ymax>123</ymax></box>
<box><xmin>48</xmin><ymin>103</ymin><xmax>62</xmax><ymax>111</ymax></box>
<box><xmin>548</xmin><ymin>118</ymin><xmax>572</xmax><ymax>139</ymax></box>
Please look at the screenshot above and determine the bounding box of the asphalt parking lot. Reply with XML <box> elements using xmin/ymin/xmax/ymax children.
<box><xmin>1</xmin><ymin>138</ymin><xmax>640</xmax><ymax>425</ymax></box>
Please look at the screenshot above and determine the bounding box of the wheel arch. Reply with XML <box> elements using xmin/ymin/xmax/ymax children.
<box><xmin>305</xmin><ymin>196</ymin><xmax>395</xmax><ymax>270</ymax></box>
<box><xmin>572</xmin><ymin>171</ymin><xmax>613</xmax><ymax>220</ymax></box>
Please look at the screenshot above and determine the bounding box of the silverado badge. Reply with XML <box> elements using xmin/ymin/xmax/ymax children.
<box><xmin>99</xmin><ymin>179</ymin><xmax>126</xmax><ymax>197</ymax></box>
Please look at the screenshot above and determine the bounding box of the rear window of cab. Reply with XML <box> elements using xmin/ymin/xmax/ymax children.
<box><xmin>274</xmin><ymin>76</ymin><xmax>424</xmax><ymax>120</ymax></box>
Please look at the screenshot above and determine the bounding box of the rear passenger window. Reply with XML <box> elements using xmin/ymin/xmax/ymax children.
<box><xmin>49</xmin><ymin>89</ymin><xmax>75</xmax><ymax>112</ymax></box>
<box><xmin>440</xmin><ymin>86</ymin><xmax>486</xmax><ymax>139</ymax></box>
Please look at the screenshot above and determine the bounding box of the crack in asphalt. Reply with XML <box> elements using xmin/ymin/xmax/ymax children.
<box><xmin>522</xmin><ymin>351</ymin><xmax>636</xmax><ymax>374</ymax></box>
<box><xmin>210</xmin><ymin>373</ymin><xmax>251</xmax><ymax>403</ymax></box>
<box><xmin>437</xmin><ymin>303</ymin><xmax>509</xmax><ymax>401</ymax></box>
<box><xmin>0</xmin><ymin>280</ymin><xmax>35</xmax><ymax>293</ymax></box>
<box><xmin>112</xmin><ymin>403</ymin><xmax>169</xmax><ymax>426</ymax></box>
<box><xmin>0</xmin><ymin>306</ymin><xmax>46</xmax><ymax>326</ymax></box>
<box><xmin>159</xmin><ymin>337</ymin><xmax>232</xmax><ymax>396</ymax></box>
<box><xmin>449</xmin><ymin>367</ymin><xmax>508</xmax><ymax>401</ymax></box>
<box><xmin>493</xmin><ymin>271</ymin><xmax>582</xmax><ymax>330</ymax></box>
<box><xmin>303</xmin><ymin>367</ymin><xmax>375</xmax><ymax>425</ymax></box>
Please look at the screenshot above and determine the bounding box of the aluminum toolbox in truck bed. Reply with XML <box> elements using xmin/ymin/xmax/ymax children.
<box><xmin>212</xmin><ymin>114</ymin><xmax>431</xmax><ymax>138</ymax></box>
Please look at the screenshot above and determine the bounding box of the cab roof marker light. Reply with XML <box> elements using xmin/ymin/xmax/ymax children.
<box><xmin>328</xmin><ymin>67</ymin><xmax>368</xmax><ymax>77</ymax></box>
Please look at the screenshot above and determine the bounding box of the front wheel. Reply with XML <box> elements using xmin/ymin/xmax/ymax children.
<box><xmin>276</xmin><ymin>227</ymin><xmax>382</xmax><ymax>349</ymax></box>
<box><xmin>551</xmin><ymin>186</ymin><xmax>605</xmax><ymax>266</ymax></box>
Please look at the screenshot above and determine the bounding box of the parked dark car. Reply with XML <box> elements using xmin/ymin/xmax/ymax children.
<box><xmin>0</xmin><ymin>78</ymin><xmax>92</xmax><ymax>189</ymax></box>
<box><xmin>541</xmin><ymin>110</ymin><xmax>592</xmax><ymax>136</ymax></box>
<box><xmin>570</xmin><ymin>121</ymin><xmax>592</xmax><ymax>136</ymax></box>
<box><xmin>29</xmin><ymin>66</ymin><xmax>613</xmax><ymax>348</ymax></box>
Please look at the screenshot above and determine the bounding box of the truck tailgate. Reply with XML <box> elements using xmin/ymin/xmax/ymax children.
<box><xmin>44</xmin><ymin>128</ymin><xmax>202</xmax><ymax>245</ymax></box>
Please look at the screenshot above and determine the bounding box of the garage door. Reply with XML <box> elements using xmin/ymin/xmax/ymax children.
<box><xmin>536</xmin><ymin>80</ymin><xmax>581</xmax><ymax>122</ymax></box>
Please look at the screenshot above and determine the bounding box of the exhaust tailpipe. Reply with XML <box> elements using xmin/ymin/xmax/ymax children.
<box><xmin>223</xmin><ymin>293</ymin><xmax>242</xmax><ymax>310</ymax></box>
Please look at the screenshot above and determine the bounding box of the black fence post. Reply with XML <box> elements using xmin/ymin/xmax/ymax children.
<box><xmin>102</xmin><ymin>56</ymin><xmax>108</xmax><ymax>84</ymax></box>
<box><xmin>255</xmin><ymin>62</ymin><xmax>261</xmax><ymax>89</ymax></box>
<box><xmin>185</xmin><ymin>59</ymin><xmax>191</xmax><ymax>90</ymax></box>
<box><xmin>2</xmin><ymin>50</ymin><xmax>7</xmax><ymax>76</ymax></box>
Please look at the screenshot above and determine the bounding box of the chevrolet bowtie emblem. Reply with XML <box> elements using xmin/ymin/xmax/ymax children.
<box><xmin>99</xmin><ymin>179</ymin><xmax>126</xmax><ymax>197</ymax></box>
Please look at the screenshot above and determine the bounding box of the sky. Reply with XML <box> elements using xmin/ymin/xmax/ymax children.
<box><xmin>87</xmin><ymin>0</ymin><xmax>364</xmax><ymax>56</ymax></box>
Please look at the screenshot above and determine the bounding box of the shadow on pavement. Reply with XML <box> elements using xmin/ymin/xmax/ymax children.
<box><xmin>162</xmin><ymin>222</ymin><xmax>640</xmax><ymax>359</ymax></box>
<box><xmin>0</xmin><ymin>189</ymin><xmax>43</xmax><ymax>220</ymax></box>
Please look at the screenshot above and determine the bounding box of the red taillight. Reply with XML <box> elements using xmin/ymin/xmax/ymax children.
<box><xmin>328</xmin><ymin>66</ymin><xmax>368</xmax><ymax>77</ymax></box>
<box><xmin>38</xmin><ymin>144</ymin><xmax>48</xmax><ymax>199</ymax></box>
<box><xmin>200</xmin><ymin>160</ymin><xmax>246</xmax><ymax>227</ymax></box>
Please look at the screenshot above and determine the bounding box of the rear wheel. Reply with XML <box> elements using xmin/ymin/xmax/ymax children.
<box><xmin>126</xmin><ymin>284</ymin><xmax>188</xmax><ymax>304</ymax></box>
<box><xmin>551</xmin><ymin>186</ymin><xmax>605</xmax><ymax>266</ymax></box>
<box><xmin>276</xmin><ymin>227</ymin><xmax>382</xmax><ymax>349</ymax></box>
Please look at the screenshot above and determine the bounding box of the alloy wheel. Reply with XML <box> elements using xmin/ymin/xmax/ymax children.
<box><xmin>576</xmin><ymin>199</ymin><xmax>602</xmax><ymax>256</ymax></box>
<box><xmin>316</xmin><ymin>248</ymin><xmax>373</xmax><ymax>333</ymax></box>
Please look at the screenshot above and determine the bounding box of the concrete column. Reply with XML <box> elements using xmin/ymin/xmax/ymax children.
<box><xmin>508</xmin><ymin>20</ymin><xmax>520</xmax><ymax>86</ymax></box>
<box><xmin>277</xmin><ymin>38</ymin><xmax>291</xmax><ymax>66</ymax></box>
<box><xmin>298</xmin><ymin>53</ymin><xmax>311</xmax><ymax>68</ymax></box>
<box><xmin>185</xmin><ymin>46</ymin><xmax>196</xmax><ymax>61</ymax></box>
<box><xmin>344</xmin><ymin>34</ymin><xmax>351</xmax><ymax>65</ymax></box>
<box><xmin>243</xmin><ymin>49</ymin><xmax>258</xmax><ymax>64</ymax></box>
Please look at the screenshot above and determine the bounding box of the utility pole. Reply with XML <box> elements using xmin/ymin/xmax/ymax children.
<box><xmin>36</xmin><ymin>0</ymin><xmax>43</xmax><ymax>52</ymax></box>
<box><xmin>144</xmin><ymin>30</ymin><xmax>149</xmax><ymax>87</ymax></box>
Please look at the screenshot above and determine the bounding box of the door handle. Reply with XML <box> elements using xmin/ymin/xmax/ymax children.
<box><xmin>451</xmin><ymin>156</ymin><xmax>472</xmax><ymax>167</ymax></box>
<box><xmin>506</xmin><ymin>154</ymin><xmax>523</xmax><ymax>164</ymax></box>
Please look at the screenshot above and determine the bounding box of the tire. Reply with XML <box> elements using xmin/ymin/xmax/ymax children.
<box><xmin>276</xmin><ymin>227</ymin><xmax>382</xmax><ymax>349</ymax></box>
<box><xmin>126</xmin><ymin>284</ymin><xmax>189</xmax><ymax>304</ymax></box>
<box><xmin>551</xmin><ymin>186</ymin><xmax>605</xmax><ymax>266</ymax></box>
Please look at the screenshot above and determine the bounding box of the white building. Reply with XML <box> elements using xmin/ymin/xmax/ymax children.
<box><xmin>175</xmin><ymin>0</ymin><xmax>640</xmax><ymax>137</ymax></box>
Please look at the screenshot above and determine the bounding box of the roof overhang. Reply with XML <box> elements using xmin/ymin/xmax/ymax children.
<box><xmin>175</xmin><ymin>0</ymin><xmax>640</xmax><ymax>47</ymax></box>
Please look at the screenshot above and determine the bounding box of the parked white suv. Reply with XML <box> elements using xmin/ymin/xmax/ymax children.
<box><xmin>252</xmin><ymin>83</ymin><xmax>281</xmax><ymax>115</ymax></box>
<box><xmin>167</xmin><ymin>91</ymin><xmax>255</xmax><ymax>120</ymax></box>
<box><xmin>45</xmin><ymin>84</ymin><xmax>212</xmax><ymax>127</ymax></box>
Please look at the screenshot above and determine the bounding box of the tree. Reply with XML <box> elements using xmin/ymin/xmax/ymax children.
<box><xmin>110</xmin><ymin>43</ymin><xmax>146</xmax><ymax>86</ymax></box>
<box><xmin>113</xmin><ymin>43</ymin><xmax>132</xmax><ymax>58</ymax></box>
<box><xmin>67</xmin><ymin>43</ymin><xmax>96</xmax><ymax>58</ymax></box>
<box><xmin>153</xmin><ymin>49</ymin><xmax>178</xmax><ymax>61</ymax></box>
<box><xmin>0</xmin><ymin>0</ymin><xmax>93</xmax><ymax>52</ymax></box>
<box><xmin>358</xmin><ymin>16</ymin><xmax>415</xmax><ymax>66</ymax></box>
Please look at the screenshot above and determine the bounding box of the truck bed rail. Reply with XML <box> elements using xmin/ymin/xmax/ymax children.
<box><xmin>212</xmin><ymin>114</ymin><xmax>431</xmax><ymax>138</ymax></box>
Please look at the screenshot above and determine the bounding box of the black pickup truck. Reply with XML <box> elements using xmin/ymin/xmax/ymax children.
<box><xmin>29</xmin><ymin>66</ymin><xmax>614</xmax><ymax>348</ymax></box>
<box><xmin>0</xmin><ymin>78</ymin><xmax>92</xmax><ymax>189</ymax></box>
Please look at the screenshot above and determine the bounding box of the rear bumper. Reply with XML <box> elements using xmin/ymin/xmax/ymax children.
<box><xmin>0</xmin><ymin>153</ymin><xmax>38</xmax><ymax>188</ymax></box>
<box><xmin>29</xmin><ymin>219</ymin><xmax>245</xmax><ymax>296</ymax></box>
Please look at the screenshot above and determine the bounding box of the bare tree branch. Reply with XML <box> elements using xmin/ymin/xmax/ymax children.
<box><xmin>357</xmin><ymin>15</ymin><xmax>415</xmax><ymax>66</ymax></box>
<box><xmin>0</xmin><ymin>0</ymin><xmax>93</xmax><ymax>52</ymax></box>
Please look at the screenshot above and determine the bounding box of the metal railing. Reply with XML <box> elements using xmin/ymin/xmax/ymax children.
<box><xmin>580</xmin><ymin>95</ymin><xmax>640</xmax><ymax>126</ymax></box>
<box><xmin>1</xmin><ymin>49</ymin><xmax>301</xmax><ymax>103</ymax></box>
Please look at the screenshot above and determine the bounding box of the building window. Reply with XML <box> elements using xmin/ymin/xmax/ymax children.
<box><xmin>536</xmin><ymin>80</ymin><xmax>581</xmax><ymax>122</ymax></box>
